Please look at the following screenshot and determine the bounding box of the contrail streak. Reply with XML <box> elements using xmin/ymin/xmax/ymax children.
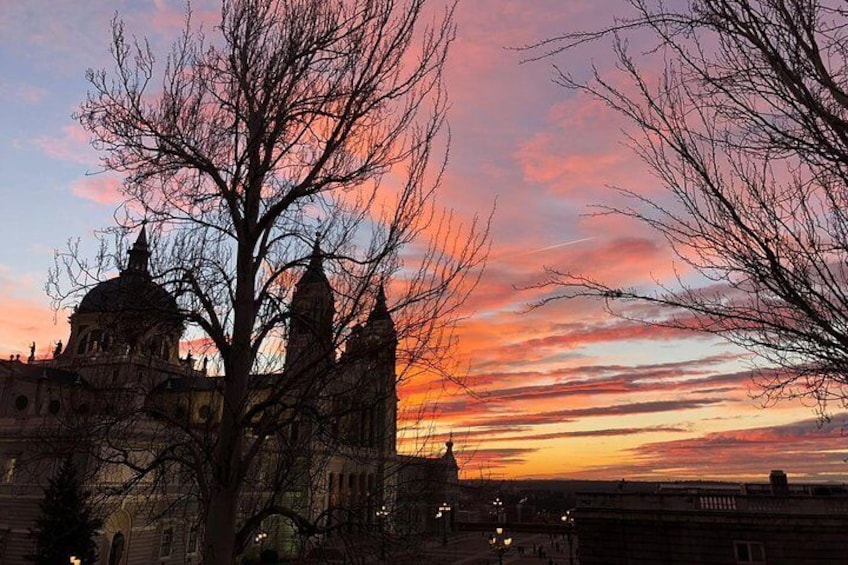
<box><xmin>523</xmin><ymin>237</ymin><xmax>595</xmax><ymax>255</ymax></box>
<box><xmin>497</xmin><ymin>237</ymin><xmax>595</xmax><ymax>261</ymax></box>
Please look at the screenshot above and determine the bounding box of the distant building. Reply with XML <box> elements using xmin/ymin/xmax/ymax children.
<box><xmin>0</xmin><ymin>228</ymin><xmax>457</xmax><ymax>564</ymax></box>
<box><xmin>575</xmin><ymin>471</ymin><xmax>848</xmax><ymax>564</ymax></box>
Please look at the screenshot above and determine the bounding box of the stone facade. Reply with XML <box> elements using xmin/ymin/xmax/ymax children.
<box><xmin>575</xmin><ymin>478</ymin><xmax>848</xmax><ymax>564</ymax></box>
<box><xmin>0</xmin><ymin>229</ymin><xmax>458</xmax><ymax>564</ymax></box>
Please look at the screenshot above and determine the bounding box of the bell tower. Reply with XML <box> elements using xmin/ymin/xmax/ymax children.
<box><xmin>363</xmin><ymin>284</ymin><xmax>397</xmax><ymax>455</ymax></box>
<box><xmin>284</xmin><ymin>238</ymin><xmax>335</xmax><ymax>381</ymax></box>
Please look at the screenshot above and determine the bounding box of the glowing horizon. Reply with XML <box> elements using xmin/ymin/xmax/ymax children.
<box><xmin>0</xmin><ymin>0</ymin><xmax>845</xmax><ymax>484</ymax></box>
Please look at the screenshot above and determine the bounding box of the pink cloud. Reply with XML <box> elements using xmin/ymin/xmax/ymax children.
<box><xmin>31</xmin><ymin>124</ymin><xmax>94</xmax><ymax>165</ymax></box>
<box><xmin>595</xmin><ymin>416</ymin><xmax>848</xmax><ymax>481</ymax></box>
<box><xmin>514</xmin><ymin>95</ymin><xmax>659</xmax><ymax>198</ymax></box>
<box><xmin>69</xmin><ymin>175</ymin><xmax>124</xmax><ymax>205</ymax></box>
<box><xmin>455</xmin><ymin>398</ymin><xmax>726</xmax><ymax>429</ymax></box>
<box><xmin>0</xmin><ymin>81</ymin><xmax>48</xmax><ymax>105</ymax></box>
<box><xmin>0</xmin><ymin>272</ymin><xmax>66</xmax><ymax>360</ymax></box>
<box><xmin>147</xmin><ymin>0</ymin><xmax>220</xmax><ymax>39</ymax></box>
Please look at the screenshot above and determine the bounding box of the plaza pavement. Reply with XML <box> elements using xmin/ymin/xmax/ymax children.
<box><xmin>414</xmin><ymin>531</ymin><xmax>578</xmax><ymax>565</ymax></box>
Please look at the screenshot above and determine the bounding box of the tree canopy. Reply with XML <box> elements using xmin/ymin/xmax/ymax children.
<box><xmin>51</xmin><ymin>1</ymin><xmax>488</xmax><ymax>562</ymax></box>
<box><xmin>534</xmin><ymin>0</ymin><xmax>848</xmax><ymax>415</ymax></box>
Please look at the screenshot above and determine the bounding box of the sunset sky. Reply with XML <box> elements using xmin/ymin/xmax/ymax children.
<box><xmin>2</xmin><ymin>0</ymin><xmax>847</xmax><ymax>484</ymax></box>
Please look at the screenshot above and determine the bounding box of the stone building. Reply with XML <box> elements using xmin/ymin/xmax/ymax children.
<box><xmin>575</xmin><ymin>472</ymin><xmax>848</xmax><ymax>564</ymax></box>
<box><xmin>0</xmin><ymin>228</ymin><xmax>457</xmax><ymax>564</ymax></box>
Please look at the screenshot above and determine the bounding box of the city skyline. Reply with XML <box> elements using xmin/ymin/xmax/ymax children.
<box><xmin>1</xmin><ymin>0</ymin><xmax>846</xmax><ymax>482</ymax></box>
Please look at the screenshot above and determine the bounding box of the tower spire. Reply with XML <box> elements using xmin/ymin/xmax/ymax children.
<box><xmin>285</xmin><ymin>233</ymin><xmax>334</xmax><ymax>379</ymax></box>
<box><xmin>300</xmin><ymin>233</ymin><xmax>328</xmax><ymax>285</ymax></box>
<box><xmin>125</xmin><ymin>223</ymin><xmax>150</xmax><ymax>275</ymax></box>
<box><xmin>368</xmin><ymin>282</ymin><xmax>391</xmax><ymax>322</ymax></box>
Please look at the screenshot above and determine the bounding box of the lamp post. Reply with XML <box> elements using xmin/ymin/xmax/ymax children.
<box><xmin>489</xmin><ymin>526</ymin><xmax>512</xmax><ymax>565</ymax></box>
<box><xmin>376</xmin><ymin>505</ymin><xmax>389</xmax><ymax>561</ymax></box>
<box><xmin>253</xmin><ymin>529</ymin><xmax>268</xmax><ymax>560</ymax></box>
<box><xmin>492</xmin><ymin>497</ymin><xmax>504</xmax><ymax>524</ymax></box>
<box><xmin>437</xmin><ymin>502</ymin><xmax>451</xmax><ymax>545</ymax></box>
<box><xmin>561</xmin><ymin>510</ymin><xmax>575</xmax><ymax>565</ymax></box>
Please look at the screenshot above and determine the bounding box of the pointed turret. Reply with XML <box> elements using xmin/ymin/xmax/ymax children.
<box><xmin>285</xmin><ymin>236</ymin><xmax>335</xmax><ymax>379</ymax></box>
<box><xmin>361</xmin><ymin>282</ymin><xmax>397</xmax><ymax>455</ymax></box>
<box><xmin>300</xmin><ymin>236</ymin><xmax>329</xmax><ymax>286</ymax></box>
<box><xmin>368</xmin><ymin>283</ymin><xmax>392</xmax><ymax>323</ymax></box>
<box><xmin>365</xmin><ymin>283</ymin><xmax>396</xmax><ymax>342</ymax></box>
<box><xmin>443</xmin><ymin>432</ymin><xmax>457</xmax><ymax>467</ymax></box>
<box><xmin>125</xmin><ymin>224</ymin><xmax>150</xmax><ymax>275</ymax></box>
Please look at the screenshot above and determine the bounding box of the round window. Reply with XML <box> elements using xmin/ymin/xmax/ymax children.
<box><xmin>14</xmin><ymin>395</ymin><xmax>28</xmax><ymax>411</ymax></box>
<box><xmin>48</xmin><ymin>399</ymin><xmax>61</xmax><ymax>415</ymax></box>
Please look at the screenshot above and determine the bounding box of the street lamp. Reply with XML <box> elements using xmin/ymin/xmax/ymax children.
<box><xmin>252</xmin><ymin>531</ymin><xmax>269</xmax><ymax>565</ymax></box>
<box><xmin>69</xmin><ymin>557</ymin><xmax>82</xmax><ymax>565</ymax></box>
<box><xmin>375</xmin><ymin>505</ymin><xmax>389</xmax><ymax>560</ymax></box>
<box><xmin>561</xmin><ymin>510</ymin><xmax>575</xmax><ymax>565</ymax></box>
<box><xmin>492</xmin><ymin>497</ymin><xmax>504</xmax><ymax>523</ymax></box>
<box><xmin>489</xmin><ymin>526</ymin><xmax>513</xmax><ymax>565</ymax></box>
<box><xmin>437</xmin><ymin>501</ymin><xmax>452</xmax><ymax>545</ymax></box>
<box><xmin>376</xmin><ymin>505</ymin><xmax>389</xmax><ymax>526</ymax></box>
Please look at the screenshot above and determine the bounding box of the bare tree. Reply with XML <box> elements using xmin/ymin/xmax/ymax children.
<box><xmin>49</xmin><ymin>1</ymin><xmax>487</xmax><ymax>563</ymax></box>
<box><xmin>530</xmin><ymin>1</ymin><xmax>848</xmax><ymax>414</ymax></box>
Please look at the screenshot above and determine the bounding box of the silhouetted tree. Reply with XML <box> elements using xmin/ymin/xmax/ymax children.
<box><xmin>49</xmin><ymin>1</ymin><xmax>487</xmax><ymax>564</ymax></box>
<box><xmin>29</xmin><ymin>457</ymin><xmax>102</xmax><ymax>565</ymax></box>
<box><xmin>532</xmin><ymin>0</ymin><xmax>848</xmax><ymax>415</ymax></box>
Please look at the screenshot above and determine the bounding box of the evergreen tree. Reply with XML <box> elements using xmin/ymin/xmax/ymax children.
<box><xmin>29</xmin><ymin>457</ymin><xmax>102</xmax><ymax>565</ymax></box>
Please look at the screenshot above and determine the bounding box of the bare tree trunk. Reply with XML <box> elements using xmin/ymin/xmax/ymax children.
<box><xmin>203</xmin><ymin>245</ymin><xmax>255</xmax><ymax>564</ymax></box>
<box><xmin>204</xmin><ymin>482</ymin><xmax>239</xmax><ymax>563</ymax></box>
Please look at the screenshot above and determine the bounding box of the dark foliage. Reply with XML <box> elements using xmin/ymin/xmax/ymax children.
<box><xmin>29</xmin><ymin>457</ymin><xmax>102</xmax><ymax>565</ymax></box>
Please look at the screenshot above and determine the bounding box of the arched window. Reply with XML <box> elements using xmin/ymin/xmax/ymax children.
<box><xmin>14</xmin><ymin>395</ymin><xmax>28</xmax><ymax>411</ymax></box>
<box><xmin>100</xmin><ymin>330</ymin><xmax>112</xmax><ymax>352</ymax></box>
<box><xmin>77</xmin><ymin>329</ymin><xmax>104</xmax><ymax>355</ymax></box>
<box><xmin>290</xmin><ymin>420</ymin><xmax>300</xmax><ymax>443</ymax></box>
<box><xmin>108</xmin><ymin>532</ymin><xmax>125</xmax><ymax>565</ymax></box>
<box><xmin>76</xmin><ymin>333</ymin><xmax>89</xmax><ymax>355</ymax></box>
<box><xmin>159</xmin><ymin>526</ymin><xmax>174</xmax><ymax>558</ymax></box>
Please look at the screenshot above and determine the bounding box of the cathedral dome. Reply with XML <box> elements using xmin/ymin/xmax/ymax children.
<box><xmin>77</xmin><ymin>274</ymin><xmax>178</xmax><ymax>318</ymax></box>
<box><xmin>64</xmin><ymin>227</ymin><xmax>183</xmax><ymax>361</ymax></box>
<box><xmin>77</xmin><ymin>226</ymin><xmax>178</xmax><ymax>319</ymax></box>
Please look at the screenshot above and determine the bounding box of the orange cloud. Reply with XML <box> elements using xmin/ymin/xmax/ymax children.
<box><xmin>0</xmin><ymin>275</ymin><xmax>66</xmax><ymax>361</ymax></box>
<box><xmin>598</xmin><ymin>416</ymin><xmax>848</xmax><ymax>481</ymax></box>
